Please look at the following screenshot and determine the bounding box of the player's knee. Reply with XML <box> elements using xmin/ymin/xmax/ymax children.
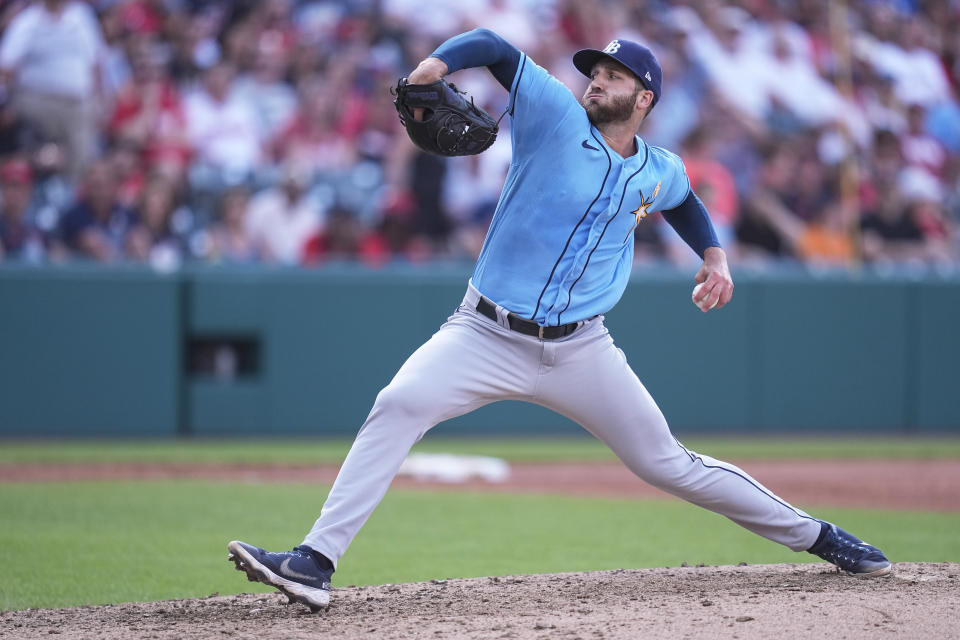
<box><xmin>372</xmin><ymin>381</ymin><xmax>429</xmax><ymax>421</ymax></box>
<box><xmin>626</xmin><ymin>453</ymin><xmax>698</xmax><ymax>491</ymax></box>
<box><xmin>645</xmin><ymin>466</ymin><xmax>698</xmax><ymax>491</ymax></box>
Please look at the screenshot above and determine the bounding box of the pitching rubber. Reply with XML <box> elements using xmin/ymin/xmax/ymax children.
<box><xmin>227</xmin><ymin>540</ymin><xmax>330</xmax><ymax>611</ymax></box>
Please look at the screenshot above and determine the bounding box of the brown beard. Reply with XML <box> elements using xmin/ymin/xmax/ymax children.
<box><xmin>580</xmin><ymin>87</ymin><xmax>640</xmax><ymax>125</ymax></box>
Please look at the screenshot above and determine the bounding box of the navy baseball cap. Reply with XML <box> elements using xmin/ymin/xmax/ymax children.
<box><xmin>573</xmin><ymin>39</ymin><xmax>662</xmax><ymax>106</ymax></box>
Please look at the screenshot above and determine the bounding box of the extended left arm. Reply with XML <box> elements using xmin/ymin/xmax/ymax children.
<box><xmin>662</xmin><ymin>190</ymin><xmax>733</xmax><ymax>310</ymax></box>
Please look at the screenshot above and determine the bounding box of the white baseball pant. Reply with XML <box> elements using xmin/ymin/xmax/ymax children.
<box><xmin>302</xmin><ymin>282</ymin><xmax>822</xmax><ymax>567</ymax></box>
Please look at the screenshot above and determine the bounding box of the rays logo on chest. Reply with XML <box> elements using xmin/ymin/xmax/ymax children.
<box><xmin>632</xmin><ymin>181</ymin><xmax>661</xmax><ymax>226</ymax></box>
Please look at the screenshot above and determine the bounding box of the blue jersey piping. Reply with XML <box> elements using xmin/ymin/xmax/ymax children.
<box><xmin>557</xmin><ymin>140</ymin><xmax>650</xmax><ymax>323</ymax></box>
<box><xmin>531</xmin><ymin>127</ymin><xmax>612</xmax><ymax>322</ymax></box>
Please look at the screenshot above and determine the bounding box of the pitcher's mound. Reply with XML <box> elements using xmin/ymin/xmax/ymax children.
<box><xmin>4</xmin><ymin>562</ymin><xmax>958</xmax><ymax>639</ymax></box>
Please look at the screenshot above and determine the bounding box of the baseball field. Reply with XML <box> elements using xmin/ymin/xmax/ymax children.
<box><xmin>1</xmin><ymin>435</ymin><xmax>958</xmax><ymax>639</ymax></box>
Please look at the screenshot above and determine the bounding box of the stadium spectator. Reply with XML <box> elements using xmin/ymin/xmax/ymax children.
<box><xmin>467</xmin><ymin>0</ymin><xmax>538</xmax><ymax>53</ymax></box>
<box><xmin>642</xmin><ymin>11</ymin><xmax>709</xmax><ymax>150</ymax></box>
<box><xmin>763</xmin><ymin>24</ymin><xmax>863</xmax><ymax>140</ymax></box>
<box><xmin>234</xmin><ymin>40</ymin><xmax>298</xmax><ymax>142</ymax></box>
<box><xmin>184</xmin><ymin>60</ymin><xmax>262</xmax><ymax>185</ymax></box>
<box><xmin>900</xmin><ymin>103</ymin><xmax>948</xmax><ymax>179</ymax></box>
<box><xmin>0</xmin><ymin>157</ymin><xmax>46</xmax><ymax>261</ymax></box>
<box><xmin>860</xmin><ymin>179</ymin><xmax>928</xmax><ymax>265</ymax></box>
<box><xmin>758</xmin><ymin>193</ymin><xmax>857</xmax><ymax>268</ymax></box>
<box><xmin>270</xmin><ymin>76</ymin><xmax>356</xmax><ymax>171</ymax></box>
<box><xmin>927</xmin><ymin>85</ymin><xmax>960</xmax><ymax>154</ymax></box>
<box><xmin>687</xmin><ymin>6</ymin><xmax>775</xmax><ymax>124</ymax></box>
<box><xmin>57</xmin><ymin>159</ymin><xmax>139</xmax><ymax>262</ymax></box>
<box><xmin>166</xmin><ymin>9</ymin><xmax>221</xmax><ymax>85</ymax></box>
<box><xmin>302</xmin><ymin>206</ymin><xmax>362</xmax><ymax>264</ymax></box>
<box><xmin>202</xmin><ymin>185</ymin><xmax>261</xmax><ymax>264</ymax></box>
<box><xmin>117</xmin><ymin>0</ymin><xmax>167</xmax><ymax>37</ymax></box>
<box><xmin>672</xmin><ymin>126</ymin><xmax>739</xmax><ymax>259</ymax></box>
<box><xmin>407</xmin><ymin>150</ymin><xmax>452</xmax><ymax>252</ymax></box>
<box><xmin>856</xmin><ymin>69</ymin><xmax>908</xmax><ymax>136</ymax></box>
<box><xmin>0</xmin><ymin>0</ymin><xmax>953</xmax><ymax>269</ymax></box>
<box><xmin>736</xmin><ymin>143</ymin><xmax>799</xmax><ymax>261</ymax></box>
<box><xmin>347</xmin><ymin>208</ymin><xmax>431</xmax><ymax>267</ymax></box>
<box><xmin>245</xmin><ymin>160</ymin><xmax>322</xmax><ymax>265</ymax></box>
<box><xmin>97</xmin><ymin>1</ymin><xmax>133</xmax><ymax>105</ymax></box>
<box><xmin>126</xmin><ymin>173</ymin><xmax>188</xmax><ymax>270</ymax></box>
<box><xmin>866</xmin><ymin>13</ymin><xmax>951</xmax><ymax>108</ymax></box>
<box><xmin>108</xmin><ymin>38</ymin><xmax>192</xmax><ymax>181</ymax></box>
<box><xmin>0</xmin><ymin>0</ymin><xmax>106</xmax><ymax>183</ymax></box>
<box><xmin>0</xmin><ymin>83</ymin><xmax>57</xmax><ymax>168</ymax></box>
<box><xmin>105</xmin><ymin>141</ymin><xmax>147</xmax><ymax>209</ymax></box>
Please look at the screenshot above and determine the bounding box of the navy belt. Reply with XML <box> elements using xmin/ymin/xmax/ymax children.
<box><xmin>475</xmin><ymin>296</ymin><xmax>579</xmax><ymax>340</ymax></box>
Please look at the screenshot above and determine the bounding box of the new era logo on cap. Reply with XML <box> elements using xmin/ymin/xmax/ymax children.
<box><xmin>573</xmin><ymin>39</ymin><xmax>663</xmax><ymax>106</ymax></box>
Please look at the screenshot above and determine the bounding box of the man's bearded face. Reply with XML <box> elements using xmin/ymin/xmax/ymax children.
<box><xmin>581</xmin><ymin>87</ymin><xmax>640</xmax><ymax>125</ymax></box>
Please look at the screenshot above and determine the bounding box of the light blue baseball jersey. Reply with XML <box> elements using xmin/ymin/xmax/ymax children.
<box><xmin>472</xmin><ymin>53</ymin><xmax>691</xmax><ymax>326</ymax></box>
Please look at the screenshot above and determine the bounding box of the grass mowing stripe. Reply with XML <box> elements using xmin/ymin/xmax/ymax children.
<box><xmin>2</xmin><ymin>436</ymin><xmax>960</xmax><ymax>464</ymax></box>
<box><xmin>1</xmin><ymin>481</ymin><xmax>957</xmax><ymax>610</ymax></box>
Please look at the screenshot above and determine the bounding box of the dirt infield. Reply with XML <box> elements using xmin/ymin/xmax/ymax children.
<box><xmin>3</xmin><ymin>459</ymin><xmax>958</xmax><ymax>637</ymax></box>
<box><xmin>3</xmin><ymin>458</ymin><xmax>959</xmax><ymax>511</ymax></box>
<box><xmin>3</xmin><ymin>563</ymin><xmax>958</xmax><ymax>639</ymax></box>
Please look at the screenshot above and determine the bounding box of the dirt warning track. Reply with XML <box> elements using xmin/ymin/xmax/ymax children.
<box><xmin>3</xmin><ymin>458</ymin><xmax>958</xmax><ymax>512</ymax></box>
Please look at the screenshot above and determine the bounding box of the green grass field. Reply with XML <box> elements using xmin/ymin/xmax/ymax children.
<box><xmin>1</xmin><ymin>436</ymin><xmax>958</xmax><ymax>611</ymax></box>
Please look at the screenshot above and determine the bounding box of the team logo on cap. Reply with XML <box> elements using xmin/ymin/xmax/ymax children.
<box><xmin>603</xmin><ymin>40</ymin><xmax>621</xmax><ymax>54</ymax></box>
<box><xmin>645</xmin><ymin>71</ymin><xmax>652</xmax><ymax>82</ymax></box>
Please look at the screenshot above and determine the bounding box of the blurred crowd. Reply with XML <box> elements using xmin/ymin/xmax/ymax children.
<box><xmin>0</xmin><ymin>0</ymin><xmax>957</xmax><ymax>270</ymax></box>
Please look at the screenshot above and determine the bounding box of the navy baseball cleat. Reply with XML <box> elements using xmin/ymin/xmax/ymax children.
<box><xmin>228</xmin><ymin>540</ymin><xmax>333</xmax><ymax>611</ymax></box>
<box><xmin>806</xmin><ymin>522</ymin><xmax>892</xmax><ymax>577</ymax></box>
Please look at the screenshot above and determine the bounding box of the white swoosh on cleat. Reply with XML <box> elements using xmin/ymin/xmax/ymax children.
<box><xmin>280</xmin><ymin>557</ymin><xmax>318</xmax><ymax>583</ymax></box>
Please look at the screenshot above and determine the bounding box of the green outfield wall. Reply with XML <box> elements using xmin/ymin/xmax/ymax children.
<box><xmin>1</xmin><ymin>264</ymin><xmax>958</xmax><ymax>436</ymax></box>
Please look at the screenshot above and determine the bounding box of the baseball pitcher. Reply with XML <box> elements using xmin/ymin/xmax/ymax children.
<box><xmin>228</xmin><ymin>29</ymin><xmax>891</xmax><ymax>611</ymax></box>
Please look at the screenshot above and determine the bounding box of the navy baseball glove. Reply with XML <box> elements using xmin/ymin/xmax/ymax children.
<box><xmin>393</xmin><ymin>78</ymin><xmax>499</xmax><ymax>156</ymax></box>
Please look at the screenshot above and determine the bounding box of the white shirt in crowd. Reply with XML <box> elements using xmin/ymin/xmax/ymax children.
<box><xmin>184</xmin><ymin>88</ymin><xmax>263</xmax><ymax>175</ymax></box>
<box><xmin>245</xmin><ymin>188</ymin><xmax>322</xmax><ymax>265</ymax></box>
<box><xmin>0</xmin><ymin>1</ymin><xmax>105</xmax><ymax>98</ymax></box>
<box><xmin>687</xmin><ymin>29</ymin><xmax>777</xmax><ymax>121</ymax></box>
<box><xmin>234</xmin><ymin>75</ymin><xmax>298</xmax><ymax>140</ymax></box>
<box><xmin>853</xmin><ymin>30</ymin><xmax>950</xmax><ymax>108</ymax></box>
